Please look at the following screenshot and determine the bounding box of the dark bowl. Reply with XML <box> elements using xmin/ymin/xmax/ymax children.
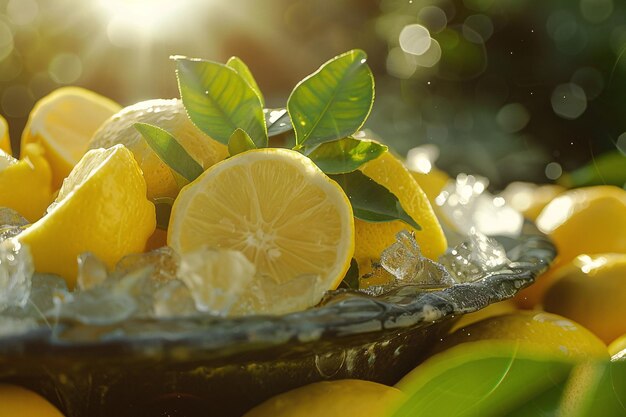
<box><xmin>0</xmin><ymin>222</ymin><xmax>555</xmax><ymax>417</ymax></box>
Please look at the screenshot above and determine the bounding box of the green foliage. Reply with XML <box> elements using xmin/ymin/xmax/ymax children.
<box><xmin>174</xmin><ymin>56</ymin><xmax>268</xmax><ymax>148</ymax></box>
<box><xmin>134</xmin><ymin>122</ymin><xmax>203</xmax><ymax>182</ymax></box>
<box><xmin>226</xmin><ymin>56</ymin><xmax>265</xmax><ymax>106</ymax></box>
<box><xmin>330</xmin><ymin>171</ymin><xmax>420</xmax><ymax>230</ymax></box>
<box><xmin>287</xmin><ymin>49</ymin><xmax>375</xmax><ymax>148</ymax></box>
<box><xmin>265</xmin><ymin>108</ymin><xmax>293</xmax><ymax>137</ymax></box>
<box><xmin>307</xmin><ymin>137</ymin><xmax>387</xmax><ymax>174</ymax></box>
<box><xmin>560</xmin><ymin>150</ymin><xmax>626</xmax><ymax>188</ymax></box>
<box><xmin>228</xmin><ymin>128</ymin><xmax>256</xmax><ymax>156</ymax></box>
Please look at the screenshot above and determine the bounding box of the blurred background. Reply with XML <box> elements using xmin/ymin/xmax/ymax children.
<box><xmin>0</xmin><ymin>0</ymin><xmax>624</xmax><ymax>188</ymax></box>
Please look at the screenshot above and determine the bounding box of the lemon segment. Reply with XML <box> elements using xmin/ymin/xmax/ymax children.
<box><xmin>89</xmin><ymin>99</ymin><xmax>228</xmax><ymax>200</ymax></box>
<box><xmin>0</xmin><ymin>143</ymin><xmax>53</xmax><ymax>222</ymax></box>
<box><xmin>20</xmin><ymin>87</ymin><xmax>121</xmax><ymax>189</ymax></box>
<box><xmin>243</xmin><ymin>379</ymin><xmax>405</xmax><ymax>417</ymax></box>
<box><xmin>354</xmin><ymin>151</ymin><xmax>447</xmax><ymax>274</ymax></box>
<box><xmin>0</xmin><ymin>114</ymin><xmax>10</xmax><ymax>155</ymax></box>
<box><xmin>18</xmin><ymin>144</ymin><xmax>155</xmax><ymax>287</ymax></box>
<box><xmin>168</xmin><ymin>148</ymin><xmax>354</xmax><ymax>312</ymax></box>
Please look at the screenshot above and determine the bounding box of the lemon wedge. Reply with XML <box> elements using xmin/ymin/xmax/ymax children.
<box><xmin>0</xmin><ymin>143</ymin><xmax>53</xmax><ymax>222</ymax></box>
<box><xmin>0</xmin><ymin>114</ymin><xmax>11</xmax><ymax>155</ymax></box>
<box><xmin>21</xmin><ymin>87</ymin><xmax>121</xmax><ymax>188</ymax></box>
<box><xmin>18</xmin><ymin>144</ymin><xmax>155</xmax><ymax>287</ymax></box>
<box><xmin>354</xmin><ymin>151</ymin><xmax>447</xmax><ymax>275</ymax></box>
<box><xmin>168</xmin><ymin>148</ymin><xmax>354</xmax><ymax>313</ymax></box>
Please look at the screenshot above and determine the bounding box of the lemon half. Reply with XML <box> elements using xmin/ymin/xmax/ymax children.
<box><xmin>168</xmin><ymin>148</ymin><xmax>354</xmax><ymax>312</ymax></box>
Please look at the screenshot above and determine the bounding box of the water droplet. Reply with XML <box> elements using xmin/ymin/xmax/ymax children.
<box><xmin>314</xmin><ymin>350</ymin><xmax>346</xmax><ymax>378</ymax></box>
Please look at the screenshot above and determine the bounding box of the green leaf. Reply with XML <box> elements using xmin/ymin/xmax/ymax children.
<box><xmin>228</xmin><ymin>128</ymin><xmax>256</xmax><ymax>156</ymax></box>
<box><xmin>338</xmin><ymin>258</ymin><xmax>359</xmax><ymax>290</ymax></box>
<box><xmin>287</xmin><ymin>49</ymin><xmax>374</xmax><ymax>147</ymax></box>
<box><xmin>264</xmin><ymin>108</ymin><xmax>293</xmax><ymax>137</ymax></box>
<box><xmin>307</xmin><ymin>137</ymin><xmax>387</xmax><ymax>174</ymax></box>
<box><xmin>153</xmin><ymin>197</ymin><xmax>174</xmax><ymax>230</ymax></box>
<box><xmin>330</xmin><ymin>170</ymin><xmax>420</xmax><ymax>230</ymax></box>
<box><xmin>134</xmin><ymin>122</ymin><xmax>203</xmax><ymax>183</ymax></box>
<box><xmin>559</xmin><ymin>150</ymin><xmax>626</xmax><ymax>188</ymax></box>
<box><xmin>174</xmin><ymin>56</ymin><xmax>268</xmax><ymax>148</ymax></box>
<box><xmin>226</xmin><ymin>56</ymin><xmax>264</xmax><ymax>106</ymax></box>
<box><xmin>392</xmin><ymin>342</ymin><xmax>575</xmax><ymax>417</ymax></box>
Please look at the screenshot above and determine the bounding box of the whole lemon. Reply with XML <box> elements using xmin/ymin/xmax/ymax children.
<box><xmin>242</xmin><ymin>379</ymin><xmax>405</xmax><ymax>417</ymax></box>
<box><xmin>542</xmin><ymin>253</ymin><xmax>626</xmax><ymax>344</ymax></box>
<box><xmin>434</xmin><ymin>311</ymin><xmax>607</xmax><ymax>360</ymax></box>
<box><xmin>515</xmin><ymin>185</ymin><xmax>626</xmax><ymax>308</ymax></box>
<box><xmin>0</xmin><ymin>384</ymin><xmax>64</xmax><ymax>417</ymax></box>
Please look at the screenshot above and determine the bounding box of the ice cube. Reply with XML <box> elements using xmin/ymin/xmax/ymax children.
<box><xmin>435</xmin><ymin>174</ymin><xmax>523</xmax><ymax>238</ymax></box>
<box><xmin>59</xmin><ymin>286</ymin><xmax>137</xmax><ymax>325</ymax></box>
<box><xmin>0</xmin><ymin>239</ymin><xmax>33</xmax><ymax>311</ymax></box>
<box><xmin>0</xmin><ymin>207</ymin><xmax>28</xmax><ymax>242</ymax></box>
<box><xmin>153</xmin><ymin>279</ymin><xmax>197</xmax><ymax>318</ymax></box>
<box><xmin>379</xmin><ymin>230</ymin><xmax>454</xmax><ymax>287</ymax></box>
<box><xmin>4</xmin><ymin>273</ymin><xmax>68</xmax><ymax>321</ymax></box>
<box><xmin>112</xmin><ymin>246</ymin><xmax>179</xmax><ymax>283</ymax></box>
<box><xmin>439</xmin><ymin>228</ymin><xmax>510</xmax><ymax>283</ymax></box>
<box><xmin>76</xmin><ymin>252</ymin><xmax>109</xmax><ymax>290</ymax></box>
<box><xmin>178</xmin><ymin>246</ymin><xmax>255</xmax><ymax>316</ymax></box>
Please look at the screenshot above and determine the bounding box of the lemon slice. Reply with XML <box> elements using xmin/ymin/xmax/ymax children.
<box><xmin>21</xmin><ymin>87</ymin><xmax>121</xmax><ymax>188</ymax></box>
<box><xmin>0</xmin><ymin>114</ymin><xmax>10</xmax><ymax>155</ymax></box>
<box><xmin>0</xmin><ymin>143</ymin><xmax>53</xmax><ymax>222</ymax></box>
<box><xmin>89</xmin><ymin>99</ymin><xmax>228</xmax><ymax>200</ymax></box>
<box><xmin>354</xmin><ymin>151</ymin><xmax>447</xmax><ymax>275</ymax></box>
<box><xmin>19</xmin><ymin>144</ymin><xmax>155</xmax><ymax>287</ymax></box>
<box><xmin>168</xmin><ymin>148</ymin><xmax>354</xmax><ymax>312</ymax></box>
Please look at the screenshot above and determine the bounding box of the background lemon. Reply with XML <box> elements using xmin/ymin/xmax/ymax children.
<box><xmin>542</xmin><ymin>253</ymin><xmax>626</xmax><ymax>344</ymax></box>
<box><xmin>435</xmin><ymin>311</ymin><xmax>607</xmax><ymax>360</ymax></box>
<box><xmin>89</xmin><ymin>98</ymin><xmax>228</xmax><ymax>200</ymax></box>
<box><xmin>608</xmin><ymin>333</ymin><xmax>626</xmax><ymax>356</ymax></box>
<box><xmin>0</xmin><ymin>114</ymin><xmax>10</xmax><ymax>155</ymax></box>
<box><xmin>243</xmin><ymin>379</ymin><xmax>405</xmax><ymax>417</ymax></box>
<box><xmin>0</xmin><ymin>143</ymin><xmax>53</xmax><ymax>222</ymax></box>
<box><xmin>449</xmin><ymin>300</ymin><xmax>517</xmax><ymax>333</ymax></box>
<box><xmin>168</xmin><ymin>148</ymin><xmax>354</xmax><ymax>314</ymax></box>
<box><xmin>0</xmin><ymin>384</ymin><xmax>64</xmax><ymax>417</ymax></box>
<box><xmin>20</xmin><ymin>86</ymin><xmax>121</xmax><ymax>189</ymax></box>
<box><xmin>515</xmin><ymin>185</ymin><xmax>626</xmax><ymax>308</ymax></box>
<box><xmin>354</xmin><ymin>151</ymin><xmax>447</xmax><ymax>275</ymax></box>
<box><xmin>18</xmin><ymin>144</ymin><xmax>155</xmax><ymax>287</ymax></box>
<box><xmin>500</xmin><ymin>181</ymin><xmax>565</xmax><ymax>221</ymax></box>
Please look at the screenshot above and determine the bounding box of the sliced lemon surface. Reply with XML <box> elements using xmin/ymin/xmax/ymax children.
<box><xmin>0</xmin><ymin>143</ymin><xmax>53</xmax><ymax>222</ymax></box>
<box><xmin>18</xmin><ymin>144</ymin><xmax>155</xmax><ymax>287</ymax></box>
<box><xmin>21</xmin><ymin>86</ymin><xmax>121</xmax><ymax>188</ymax></box>
<box><xmin>0</xmin><ymin>113</ymin><xmax>11</xmax><ymax>155</ymax></box>
<box><xmin>168</xmin><ymin>148</ymin><xmax>354</xmax><ymax>313</ymax></box>
<box><xmin>354</xmin><ymin>151</ymin><xmax>447</xmax><ymax>274</ymax></box>
<box><xmin>89</xmin><ymin>98</ymin><xmax>228</xmax><ymax>200</ymax></box>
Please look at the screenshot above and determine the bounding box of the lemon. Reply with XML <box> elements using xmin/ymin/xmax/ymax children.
<box><xmin>536</xmin><ymin>185</ymin><xmax>626</xmax><ymax>264</ymax></box>
<box><xmin>21</xmin><ymin>87</ymin><xmax>121</xmax><ymax>189</ymax></box>
<box><xmin>242</xmin><ymin>379</ymin><xmax>405</xmax><ymax>417</ymax></box>
<box><xmin>435</xmin><ymin>311</ymin><xmax>607</xmax><ymax>360</ymax></box>
<box><xmin>0</xmin><ymin>113</ymin><xmax>11</xmax><ymax>155</ymax></box>
<box><xmin>89</xmin><ymin>99</ymin><xmax>228</xmax><ymax>200</ymax></box>
<box><xmin>542</xmin><ymin>254</ymin><xmax>626</xmax><ymax>344</ymax></box>
<box><xmin>18</xmin><ymin>144</ymin><xmax>155</xmax><ymax>287</ymax></box>
<box><xmin>0</xmin><ymin>143</ymin><xmax>53</xmax><ymax>222</ymax></box>
<box><xmin>168</xmin><ymin>148</ymin><xmax>354</xmax><ymax>313</ymax></box>
<box><xmin>449</xmin><ymin>300</ymin><xmax>517</xmax><ymax>333</ymax></box>
<box><xmin>410</xmin><ymin>166</ymin><xmax>449</xmax><ymax>204</ymax></box>
<box><xmin>0</xmin><ymin>384</ymin><xmax>64</xmax><ymax>417</ymax></box>
<box><xmin>499</xmin><ymin>181</ymin><xmax>565</xmax><ymax>221</ymax></box>
<box><xmin>516</xmin><ymin>186</ymin><xmax>626</xmax><ymax>309</ymax></box>
<box><xmin>608</xmin><ymin>333</ymin><xmax>626</xmax><ymax>356</ymax></box>
<box><xmin>354</xmin><ymin>151</ymin><xmax>447</xmax><ymax>274</ymax></box>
